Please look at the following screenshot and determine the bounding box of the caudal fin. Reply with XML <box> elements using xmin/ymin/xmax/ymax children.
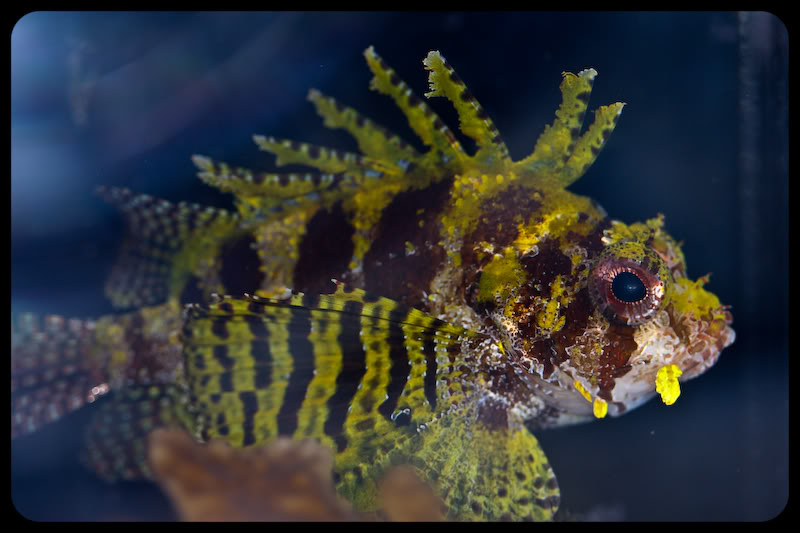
<box><xmin>11</xmin><ymin>313</ymin><xmax>111</xmax><ymax>438</ymax></box>
<box><xmin>12</xmin><ymin>302</ymin><xmax>185</xmax><ymax>440</ymax></box>
<box><xmin>12</xmin><ymin>305</ymin><xmax>194</xmax><ymax>482</ymax></box>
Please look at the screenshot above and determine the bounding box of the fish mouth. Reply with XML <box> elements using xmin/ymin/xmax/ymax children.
<box><xmin>515</xmin><ymin>302</ymin><xmax>736</xmax><ymax>425</ymax></box>
<box><xmin>587</xmin><ymin>303</ymin><xmax>735</xmax><ymax>416</ymax></box>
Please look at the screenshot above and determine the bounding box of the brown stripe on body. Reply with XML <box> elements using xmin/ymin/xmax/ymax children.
<box><xmin>293</xmin><ymin>202</ymin><xmax>354</xmax><ymax>295</ymax></box>
<box><xmin>323</xmin><ymin>301</ymin><xmax>367</xmax><ymax>452</ymax></box>
<box><xmin>276</xmin><ymin>308</ymin><xmax>315</xmax><ymax>436</ymax></box>
<box><xmin>377</xmin><ymin>306</ymin><xmax>412</xmax><ymax>421</ymax></box>
<box><xmin>361</xmin><ymin>177</ymin><xmax>454</xmax><ymax>309</ymax></box>
<box><xmin>462</xmin><ymin>184</ymin><xmax>543</xmax><ymax>312</ymax></box>
<box><xmin>218</xmin><ymin>232</ymin><xmax>265</xmax><ymax>298</ymax></box>
<box><xmin>422</xmin><ymin>328</ymin><xmax>438</xmax><ymax>410</ymax></box>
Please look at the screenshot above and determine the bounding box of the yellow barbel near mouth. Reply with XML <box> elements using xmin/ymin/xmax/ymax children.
<box><xmin>656</xmin><ymin>364</ymin><xmax>683</xmax><ymax>406</ymax></box>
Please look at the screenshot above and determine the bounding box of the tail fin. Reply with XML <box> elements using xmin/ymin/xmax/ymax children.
<box><xmin>11</xmin><ymin>302</ymin><xmax>184</xmax><ymax>439</ymax></box>
<box><xmin>11</xmin><ymin>313</ymin><xmax>110</xmax><ymax>438</ymax></box>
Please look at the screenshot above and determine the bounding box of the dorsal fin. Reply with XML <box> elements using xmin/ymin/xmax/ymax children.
<box><xmin>513</xmin><ymin>68</ymin><xmax>625</xmax><ymax>189</ymax></box>
<box><xmin>307</xmin><ymin>88</ymin><xmax>421</xmax><ymax>164</ymax></box>
<box><xmin>423</xmin><ymin>50</ymin><xmax>511</xmax><ymax>167</ymax></box>
<box><xmin>364</xmin><ymin>46</ymin><xmax>465</xmax><ymax>165</ymax></box>
<box><xmin>96</xmin><ymin>186</ymin><xmax>240</xmax><ymax>308</ymax></box>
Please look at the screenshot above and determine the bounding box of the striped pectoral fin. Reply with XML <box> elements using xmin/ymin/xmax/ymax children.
<box><xmin>180</xmin><ymin>285</ymin><xmax>488</xmax><ymax>508</ymax></box>
<box><xmin>82</xmin><ymin>384</ymin><xmax>192</xmax><ymax>482</ymax></box>
<box><xmin>96</xmin><ymin>186</ymin><xmax>240</xmax><ymax>308</ymax></box>
<box><xmin>410</xmin><ymin>397</ymin><xmax>560</xmax><ymax>522</ymax></box>
<box><xmin>182</xmin><ymin>303</ymin><xmax>297</xmax><ymax>447</ymax></box>
<box><xmin>423</xmin><ymin>51</ymin><xmax>511</xmax><ymax>165</ymax></box>
<box><xmin>182</xmin><ymin>295</ymin><xmax>385</xmax><ymax>449</ymax></box>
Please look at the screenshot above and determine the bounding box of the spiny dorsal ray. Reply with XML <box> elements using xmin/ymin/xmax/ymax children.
<box><xmin>193</xmin><ymin>154</ymin><xmax>355</xmax><ymax>207</ymax></box>
<box><xmin>253</xmin><ymin>135</ymin><xmax>404</xmax><ymax>177</ymax></box>
<box><xmin>306</xmin><ymin>88</ymin><xmax>421</xmax><ymax>166</ymax></box>
<box><xmin>422</xmin><ymin>50</ymin><xmax>511</xmax><ymax>168</ymax></box>
<box><xmin>513</xmin><ymin>68</ymin><xmax>625</xmax><ymax>189</ymax></box>
<box><xmin>363</xmin><ymin>46</ymin><xmax>466</xmax><ymax>168</ymax></box>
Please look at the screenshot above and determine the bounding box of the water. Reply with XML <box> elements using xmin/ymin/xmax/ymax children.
<box><xmin>11</xmin><ymin>11</ymin><xmax>787</xmax><ymax>521</ymax></box>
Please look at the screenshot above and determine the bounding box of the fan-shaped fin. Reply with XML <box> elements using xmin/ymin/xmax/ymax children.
<box><xmin>97</xmin><ymin>187</ymin><xmax>240</xmax><ymax>308</ymax></box>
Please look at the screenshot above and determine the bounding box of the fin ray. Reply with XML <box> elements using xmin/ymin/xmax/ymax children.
<box><xmin>12</xmin><ymin>313</ymin><xmax>111</xmax><ymax>438</ymax></box>
<box><xmin>181</xmin><ymin>285</ymin><xmax>484</xmax><ymax>452</ymax></box>
<box><xmin>363</xmin><ymin>46</ymin><xmax>464</xmax><ymax>162</ymax></box>
<box><xmin>83</xmin><ymin>384</ymin><xmax>192</xmax><ymax>481</ymax></box>
<box><xmin>307</xmin><ymin>88</ymin><xmax>421</xmax><ymax>164</ymax></box>
<box><xmin>97</xmin><ymin>187</ymin><xmax>240</xmax><ymax>308</ymax></box>
<box><xmin>423</xmin><ymin>51</ymin><xmax>511</xmax><ymax>164</ymax></box>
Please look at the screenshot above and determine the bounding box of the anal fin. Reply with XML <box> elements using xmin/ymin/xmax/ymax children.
<box><xmin>82</xmin><ymin>384</ymin><xmax>192</xmax><ymax>482</ymax></box>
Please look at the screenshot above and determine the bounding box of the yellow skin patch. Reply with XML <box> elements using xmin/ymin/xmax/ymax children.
<box><xmin>671</xmin><ymin>276</ymin><xmax>725</xmax><ymax>321</ymax></box>
<box><xmin>477</xmin><ymin>247</ymin><xmax>524</xmax><ymax>304</ymax></box>
<box><xmin>515</xmin><ymin>189</ymin><xmax>603</xmax><ymax>250</ymax></box>
<box><xmin>573</xmin><ymin>380</ymin><xmax>592</xmax><ymax>403</ymax></box>
<box><xmin>535</xmin><ymin>275</ymin><xmax>570</xmax><ymax>333</ymax></box>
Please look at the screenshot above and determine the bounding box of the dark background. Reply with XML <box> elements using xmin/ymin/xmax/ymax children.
<box><xmin>11</xmin><ymin>12</ymin><xmax>788</xmax><ymax>521</ymax></box>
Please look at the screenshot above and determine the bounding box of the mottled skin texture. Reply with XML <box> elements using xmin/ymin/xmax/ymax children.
<box><xmin>11</xmin><ymin>47</ymin><xmax>734</xmax><ymax>521</ymax></box>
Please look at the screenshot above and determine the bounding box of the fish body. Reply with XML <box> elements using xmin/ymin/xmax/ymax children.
<box><xmin>11</xmin><ymin>47</ymin><xmax>734</xmax><ymax>521</ymax></box>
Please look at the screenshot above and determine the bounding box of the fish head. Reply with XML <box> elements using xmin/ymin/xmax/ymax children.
<box><xmin>486</xmin><ymin>209</ymin><xmax>735</xmax><ymax>426</ymax></box>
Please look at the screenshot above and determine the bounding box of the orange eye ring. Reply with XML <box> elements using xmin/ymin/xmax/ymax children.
<box><xmin>588</xmin><ymin>253</ymin><xmax>668</xmax><ymax>326</ymax></box>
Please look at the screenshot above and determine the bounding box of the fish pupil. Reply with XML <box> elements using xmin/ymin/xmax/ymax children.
<box><xmin>612</xmin><ymin>271</ymin><xmax>646</xmax><ymax>302</ymax></box>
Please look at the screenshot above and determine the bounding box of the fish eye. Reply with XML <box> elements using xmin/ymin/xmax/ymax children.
<box><xmin>611</xmin><ymin>271</ymin><xmax>647</xmax><ymax>302</ymax></box>
<box><xmin>588</xmin><ymin>243</ymin><xmax>671</xmax><ymax>326</ymax></box>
